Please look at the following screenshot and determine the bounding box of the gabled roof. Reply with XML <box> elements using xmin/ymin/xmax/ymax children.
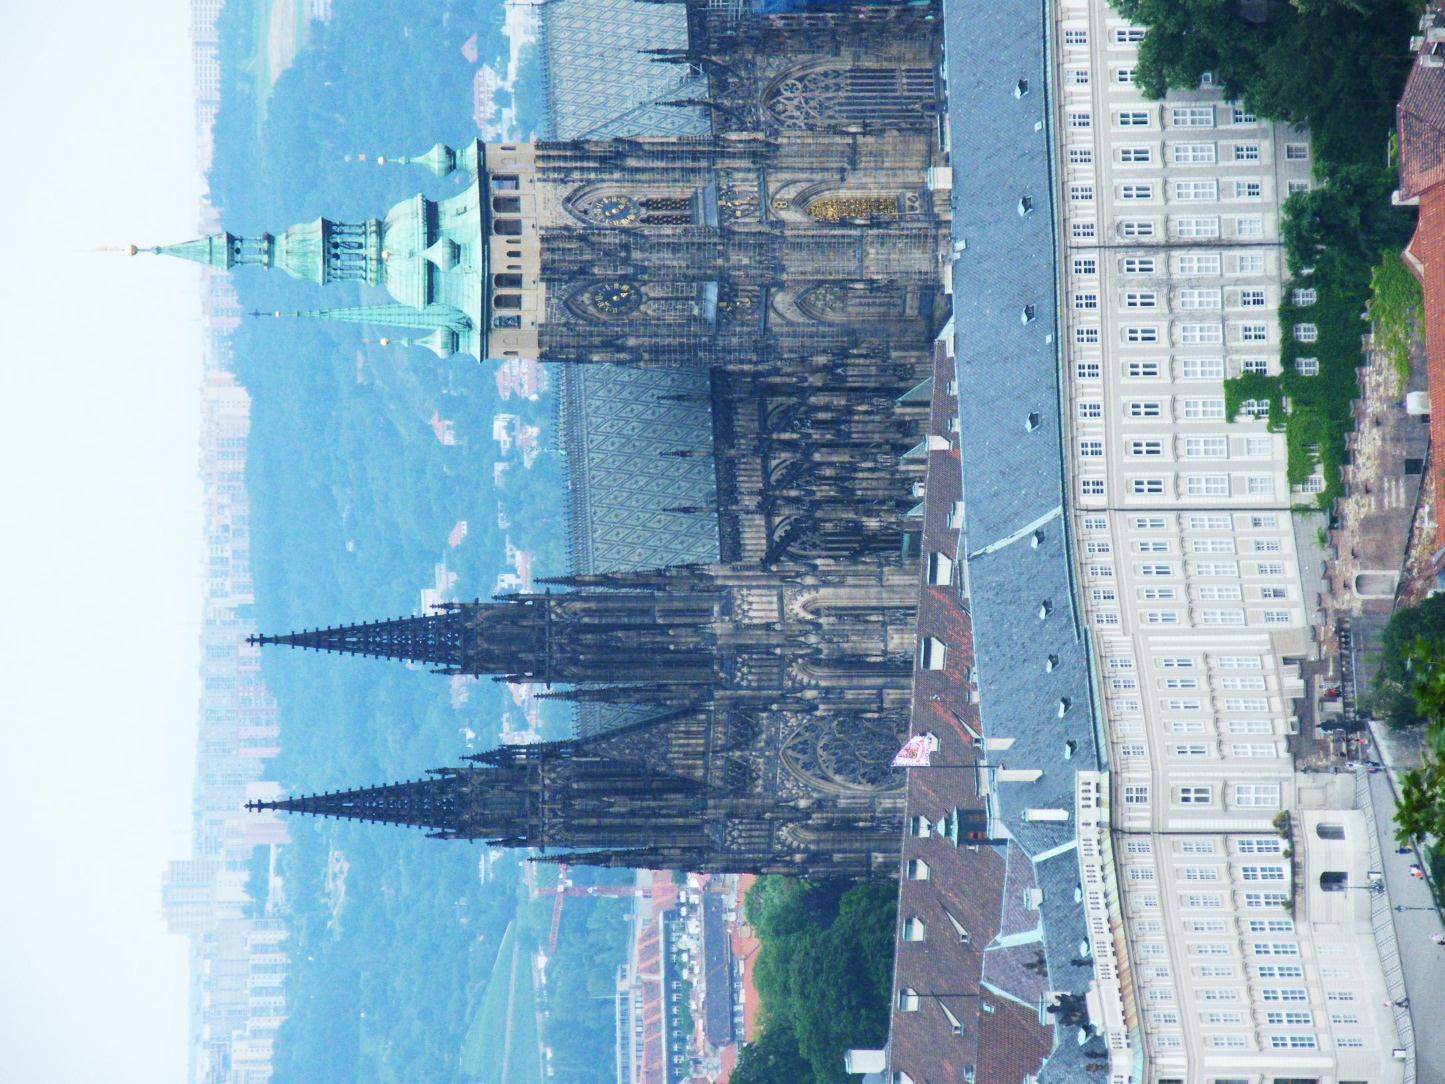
<box><xmin>1399</xmin><ymin>59</ymin><xmax>1445</xmax><ymax>200</ymax></box>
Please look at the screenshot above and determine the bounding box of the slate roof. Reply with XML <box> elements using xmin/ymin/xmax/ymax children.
<box><xmin>559</xmin><ymin>363</ymin><xmax>719</xmax><ymax>575</ymax></box>
<box><xmin>936</xmin><ymin>0</ymin><xmax>1104</xmax><ymax>1077</ymax></box>
<box><xmin>885</xmin><ymin>344</ymin><xmax>1055</xmax><ymax>1084</ymax></box>
<box><xmin>535</xmin><ymin>0</ymin><xmax>708</xmax><ymax>140</ymax></box>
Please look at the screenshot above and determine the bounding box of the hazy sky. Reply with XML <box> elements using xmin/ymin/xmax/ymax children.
<box><xmin>0</xmin><ymin>3</ymin><xmax>203</xmax><ymax>1081</ymax></box>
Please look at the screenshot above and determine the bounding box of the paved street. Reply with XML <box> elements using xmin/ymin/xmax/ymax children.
<box><xmin>1360</xmin><ymin>753</ymin><xmax>1445</xmax><ymax>1083</ymax></box>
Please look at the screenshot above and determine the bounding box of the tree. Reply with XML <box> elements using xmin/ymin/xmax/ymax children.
<box><xmin>1369</xmin><ymin>597</ymin><xmax>1445</xmax><ymax>730</ymax></box>
<box><xmin>731</xmin><ymin>1024</ymin><xmax>812</xmax><ymax>1084</ymax></box>
<box><xmin>1395</xmin><ymin>640</ymin><xmax>1445</xmax><ymax>846</ymax></box>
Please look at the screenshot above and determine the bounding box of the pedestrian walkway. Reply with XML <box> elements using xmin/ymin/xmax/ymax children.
<box><xmin>1356</xmin><ymin>748</ymin><xmax>1445</xmax><ymax>1083</ymax></box>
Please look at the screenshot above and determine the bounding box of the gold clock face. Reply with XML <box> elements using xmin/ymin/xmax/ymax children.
<box><xmin>589</xmin><ymin>281</ymin><xmax>642</xmax><ymax>316</ymax></box>
<box><xmin>592</xmin><ymin>195</ymin><xmax>641</xmax><ymax>225</ymax></box>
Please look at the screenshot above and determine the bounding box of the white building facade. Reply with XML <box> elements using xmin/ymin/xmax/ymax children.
<box><xmin>1049</xmin><ymin>2</ymin><xmax>1406</xmax><ymax>1081</ymax></box>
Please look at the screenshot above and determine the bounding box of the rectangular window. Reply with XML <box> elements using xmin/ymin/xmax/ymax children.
<box><xmin>1138</xmin><ymin>563</ymin><xmax>1173</xmax><ymax>576</ymax></box>
<box><xmin>1068</xmin><ymin>146</ymin><xmax>1094</xmax><ymax>165</ymax></box>
<box><xmin>1261</xmin><ymin>987</ymin><xmax>1308</xmax><ymax>1002</ymax></box>
<box><xmin>1166</xmin><ymin>699</ymin><xmax>1203</xmax><ymax>711</ymax></box>
<box><xmin>1233</xmin><ymin>143</ymin><xmax>1260</xmax><ymax>161</ymax></box>
<box><xmin>1172</xmin><ymin>745</ymin><xmax>1209</xmax><ymax>758</ymax></box>
<box><xmin>1072</xmin><ymin>221</ymin><xmax>1096</xmax><ymax>240</ymax></box>
<box><xmin>1232</xmin><ymin>743</ymin><xmax>1277</xmax><ymax>758</ymax></box>
<box><xmin>1121</xmin><ymin>257</ymin><xmax>1156</xmax><ymax>275</ymax></box>
<box><xmin>1239</xmin><ymin>289</ymin><xmax>1267</xmax><ymax>308</ymax></box>
<box><xmin>1226</xmin><ymin>697</ymin><xmax>1270</xmax><ymax>712</ymax></box>
<box><xmin>1192</xmin><ymin>561</ymin><xmax>1239</xmax><ymax>577</ymax></box>
<box><xmin>1264</xmin><ymin>1010</ymin><xmax>1312</xmax><ymax>1026</ymax></box>
<box><xmin>1135</xmin><ymin>540</ymin><xmax>1169</xmax><ymax>553</ymax></box>
<box><xmin>1244</xmin><ymin>892</ymin><xmax>1288</xmax><ymax>908</ymax></box>
<box><xmin>1196</xmin><ymin>585</ymin><xmax>1241</xmax><ymax>601</ymax></box>
<box><xmin>1285</xmin><ymin>143</ymin><xmax>1309</xmax><ymax>160</ymax></box>
<box><xmin>1120</xmin><ymin>183</ymin><xmax>1155</xmax><ymax>201</ymax></box>
<box><xmin>1068</xmin><ymin>111</ymin><xmax>1092</xmax><ymax>129</ymax></box>
<box><xmin>1181</xmin><ymin>359</ymin><xmax>1225</xmax><ymax>381</ymax></box>
<box><xmin>1178</xmin><ymin>288</ymin><xmax>1222</xmax><ymax>310</ymax></box>
<box><xmin>1176</xmin><ymin>216</ymin><xmax>1221</xmax><ymax>238</ymax></box>
<box><xmin>1199</xmin><ymin>988</ymin><xmax>1238</xmax><ymax>1002</ymax></box>
<box><xmin>1130</xmin><ymin>478</ymin><xmax>1165</xmax><ymax>495</ymax></box>
<box><xmin>1178</xmin><ymin>787</ymin><xmax>1213</xmax><ymax>806</ymax></box>
<box><xmin>1128</xmin><ymin>439</ymin><xmax>1164</xmax><ymax>457</ymax></box>
<box><xmin>1125</xmin><ymin>327</ymin><xmax>1160</xmax><ymax>343</ymax></box>
<box><xmin>1231</xmin><ymin>107</ymin><xmax>1257</xmax><ymax>124</ymax></box>
<box><xmin>1221</xmin><ymin>675</ymin><xmax>1266</xmax><ymax>690</ymax></box>
<box><xmin>1078</xmin><ymin>440</ymin><xmax>1104</xmax><ymax>458</ymax></box>
<box><xmin>1228</xmin><ymin>719</ymin><xmax>1273</xmax><ymax>735</ymax></box>
<box><xmin>1118</xmin><ymin>110</ymin><xmax>1151</xmax><ymax>128</ymax></box>
<box><xmin>1177</xmin><ymin>253</ymin><xmax>1222</xmax><ymax>276</ymax></box>
<box><xmin>1124</xmin><ymin>291</ymin><xmax>1158</xmax><ymax>308</ymax></box>
<box><xmin>1124</xmin><ymin>785</ymin><xmax>1149</xmax><ymax>805</ymax></box>
<box><xmin>1216</xmin><ymin>655</ymin><xmax>1262</xmax><ymax>670</ymax></box>
<box><xmin>1235</xmin><ymin>253</ymin><xmax>1265</xmax><ymax>275</ymax></box>
<box><xmin>1074</xmin><ymin>292</ymin><xmax>1099</xmax><ymax>310</ymax></box>
<box><xmin>1240</xmin><ymin>323</ymin><xmax>1269</xmax><ymax>342</ymax></box>
<box><xmin>1180</xmin><ymin>840</ymin><xmax>1215</xmax><ymax>855</ymax></box>
<box><xmin>1257</xmin><ymin>964</ymin><xmax>1304</xmax><ymax>980</ymax></box>
<box><xmin>1181</xmin><ymin>397</ymin><xmax>1226</xmax><ymax>420</ymax></box>
<box><xmin>1184</xmin><ymin>436</ymin><xmax>1228</xmax><ymax>459</ymax></box>
<box><xmin>1077</xmin><ymin>401</ymin><xmax>1102</xmax><ymax>419</ymax></box>
<box><xmin>1234</xmin><ymin>216</ymin><xmax>1264</xmax><ymax>237</ymax></box>
<box><xmin>1246</xmin><ymin>476</ymin><xmax>1274</xmax><ymax>497</ymax></box>
<box><xmin>1144</xmin><ymin>611</ymin><xmax>1180</xmax><ymax>625</ymax></box>
<box><xmin>1081</xmin><ymin>479</ymin><xmax>1104</xmax><ymax>497</ymax></box>
<box><xmin>1064</xmin><ymin>28</ymin><xmax>1088</xmax><ymax>45</ymax></box>
<box><xmin>1244</xmin><ymin>436</ymin><xmax>1272</xmax><ymax>457</ymax></box>
<box><xmin>1232</xmin><ymin>180</ymin><xmax>1263</xmax><ymax>199</ymax></box>
<box><xmin>1066</xmin><ymin>68</ymin><xmax>1090</xmax><ymax>85</ymax></box>
<box><xmin>1158</xmin><ymin>657</ymin><xmax>1195</xmax><ymax>668</ymax></box>
<box><xmin>1070</xmin><ymin>184</ymin><xmax>1095</xmax><ymax>202</ymax></box>
<box><xmin>1175</xmin><ymin>179</ymin><xmax>1218</xmax><ymax>201</ymax></box>
<box><xmin>1114</xmin><ymin>66</ymin><xmax>1136</xmax><ymax>85</ymax></box>
<box><xmin>1200</xmin><ymin>609</ymin><xmax>1245</xmax><ymax>626</ymax></box>
<box><xmin>1187</xmin><ymin>514</ymin><xmax>1231</xmax><ymax>529</ymax></box>
<box><xmin>1075</xmin><ymin>361</ymin><xmax>1101</xmax><ymax>379</ymax></box>
<box><xmin>1119</xmin><ymin>146</ymin><xmax>1151</xmax><ymax>164</ymax></box>
<box><xmin>1126</xmin><ymin>360</ymin><xmax>1161</xmax><ymax>377</ymax></box>
<box><xmin>1133</xmin><ymin>516</ymin><xmax>1167</xmax><ymax>529</ymax></box>
<box><xmin>1140</xmin><ymin>587</ymin><xmax>1176</xmax><ymax>601</ymax></box>
<box><xmin>1113</xmin><ymin>27</ymin><xmax>1145</xmax><ymax>43</ymax></box>
<box><xmin>1128</xmin><ymin>400</ymin><xmax>1163</xmax><ymax>417</ymax></box>
<box><xmin>1268</xmin><ymin>1035</ymin><xmax>1316</xmax><ymax>1050</ymax></box>
<box><xmin>1233</xmin><ymin>784</ymin><xmax>1281</xmax><ymax>808</ymax></box>
<box><xmin>1296</xmin><ymin>356</ymin><xmax>1319</xmax><ymax>376</ymax></box>
<box><xmin>1184</xmin><ymin>893</ymin><xmax>1223</xmax><ymax>908</ymax></box>
<box><xmin>1075</xmin><ymin>326</ymin><xmax>1100</xmax><ymax>345</ymax></box>
<box><xmin>1072</xmin><ymin>257</ymin><xmax>1098</xmax><ymax>276</ymax></box>
<box><xmin>1184</xmin><ymin>474</ymin><xmax>1229</xmax><ymax>497</ymax></box>
<box><xmin>1180</xmin><ymin>323</ymin><xmax>1224</xmax><ymax>344</ymax></box>
<box><xmin>1291</xmin><ymin>287</ymin><xmax>1317</xmax><ymax>306</ymax></box>
<box><xmin>1170</xmin><ymin>107</ymin><xmax>1214</xmax><ymax>128</ymax></box>
<box><xmin>1293</xmin><ymin>323</ymin><xmax>1318</xmax><ymax>342</ymax></box>
<box><xmin>1119</xmin><ymin>219</ymin><xmax>1156</xmax><ymax>237</ymax></box>
<box><xmin>1288</xmin><ymin>178</ymin><xmax>1312</xmax><ymax>195</ymax></box>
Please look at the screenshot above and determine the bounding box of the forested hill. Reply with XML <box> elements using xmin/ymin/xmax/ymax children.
<box><xmin>201</xmin><ymin>2</ymin><xmax>619</xmax><ymax>1080</ymax></box>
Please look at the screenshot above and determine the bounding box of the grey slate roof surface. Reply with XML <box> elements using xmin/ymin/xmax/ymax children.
<box><xmin>943</xmin><ymin>0</ymin><xmax>1105</xmax><ymax>1077</ymax></box>
<box><xmin>559</xmin><ymin>364</ymin><xmax>719</xmax><ymax>574</ymax></box>
<box><xmin>535</xmin><ymin>0</ymin><xmax>708</xmax><ymax>140</ymax></box>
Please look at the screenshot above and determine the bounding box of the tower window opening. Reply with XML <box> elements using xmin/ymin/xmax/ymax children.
<box><xmin>494</xmin><ymin>273</ymin><xmax>523</xmax><ymax>289</ymax></box>
<box><xmin>492</xmin><ymin>196</ymin><xmax>522</xmax><ymax>214</ymax></box>
<box><xmin>495</xmin><ymin>218</ymin><xmax>523</xmax><ymax>237</ymax></box>
<box><xmin>492</xmin><ymin>175</ymin><xmax>519</xmax><ymax>191</ymax></box>
<box><xmin>494</xmin><ymin>294</ymin><xmax>522</xmax><ymax>310</ymax></box>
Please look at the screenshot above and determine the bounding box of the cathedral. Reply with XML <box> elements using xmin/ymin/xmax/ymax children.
<box><xmin>147</xmin><ymin>0</ymin><xmax>956</xmax><ymax>879</ymax></box>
